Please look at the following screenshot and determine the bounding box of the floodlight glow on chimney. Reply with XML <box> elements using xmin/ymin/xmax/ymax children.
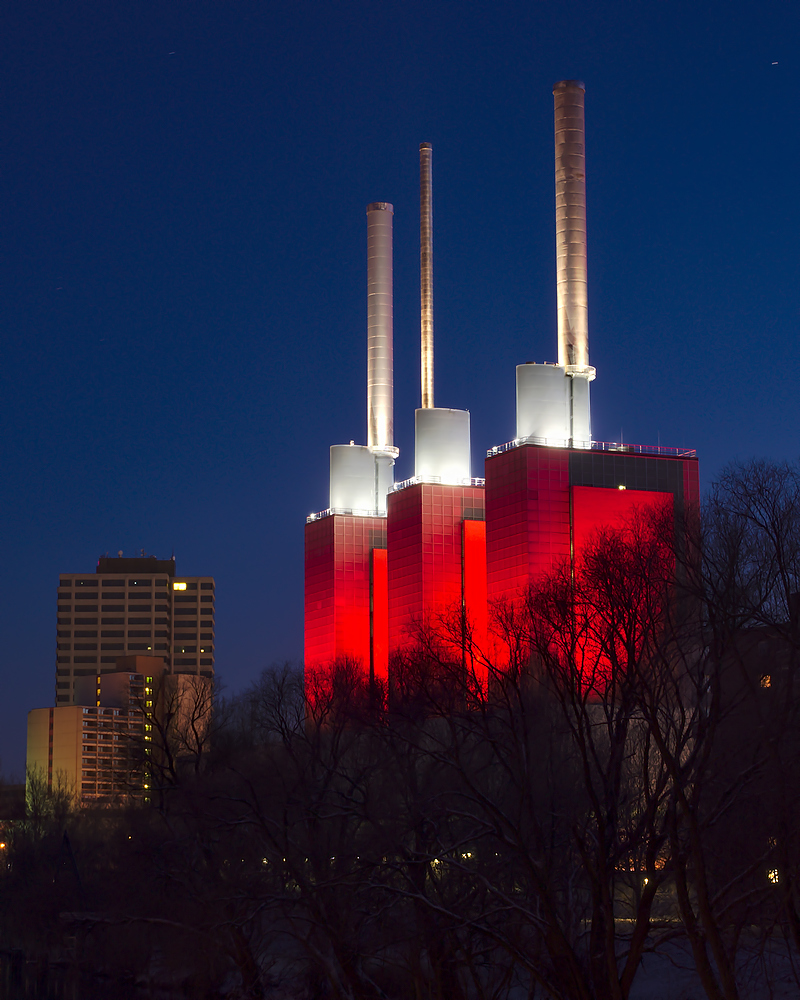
<box><xmin>554</xmin><ymin>80</ymin><xmax>589</xmax><ymax>371</ymax></box>
<box><xmin>366</xmin><ymin>202</ymin><xmax>396</xmax><ymax>455</ymax></box>
<box><xmin>514</xmin><ymin>81</ymin><xmax>594</xmax><ymax>448</ymax></box>
<box><xmin>414</xmin><ymin>143</ymin><xmax>471</xmax><ymax>482</ymax></box>
<box><xmin>420</xmin><ymin>143</ymin><xmax>434</xmax><ymax>409</ymax></box>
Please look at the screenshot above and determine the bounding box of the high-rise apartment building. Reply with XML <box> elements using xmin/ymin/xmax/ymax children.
<box><xmin>55</xmin><ymin>555</ymin><xmax>214</xmax><ymax>705</ymax></box>
<box><xmin>29</xmin><ymin>653</ymin><xmax>212</xmax><ymax>805</ymax></box>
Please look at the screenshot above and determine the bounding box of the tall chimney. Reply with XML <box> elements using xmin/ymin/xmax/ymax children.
<box><xmin>366</xmin><ymin>202</ymin><xmax>395</xmax><ymax>453</ymax></box>
<box><xmin>420</xmin><ymin>143</ymin><xmax>434</xmax><ymax>408</ymax></box>
<box><xmin>554</xmin><ymin>80</ymin><xmax>589</xmax><ymax>371</ymax></box>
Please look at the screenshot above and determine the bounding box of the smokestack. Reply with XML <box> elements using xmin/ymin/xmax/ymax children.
<box><xmin>328</xmin><ymin>203</ymin><xmax>397</xmax><ymax>515</ymax></box>
<box><xmin>414</xmin><ymin>142</ymin><xmax>471</xmax><ymax>482</ymax></box>
<box><xmin>420</xmin><ymin>143</ymin><xmax>434</xmax><ymax>408</ymax></box>
<box><xmin>515</xmin><ymin>81</ymin><xmax>594</xmax><ymax>448</ymax></box>
<box><xmin>366</xmin><ymin>202</ymin><xmax>395</xmax><ymax>453</ymax></box>
<box><xmin>553</xmin><ymin>80</ymin><xmax>589</xmax><ymax>371</ymax></box>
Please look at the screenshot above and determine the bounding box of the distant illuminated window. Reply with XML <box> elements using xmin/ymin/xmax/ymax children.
<box><xmin>617</xmin><ymin>485</ymin><xmax>626</xmax><ymax>491</ymax></box>
<box><xmin>761</xmin><ymin>674</ymin><xmax>771</xmax><ymax>689</ymax></box>
<box><xmin>173</xmin><ymin>582</ymin><xmax>187</xmax><ymax>591</ymax></box>
<box><xmin>768</xmin><ymin>869</ymin><xmax>780</xmax><ymax>883</ymax></box>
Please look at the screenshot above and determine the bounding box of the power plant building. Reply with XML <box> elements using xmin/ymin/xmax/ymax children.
<box><xmin>304</xmin><ymin>81</ymin><xmax>698</xmax><ymax>694</ymax></box>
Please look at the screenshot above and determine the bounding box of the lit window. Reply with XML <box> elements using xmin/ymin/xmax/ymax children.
<box><xmin>768</xmin><ymin>869</ymin><xmax>780</xmax><ymax>883</ymax></box>
<box><xmin>173</xmin><ymin>582</ymin><xmax>187</xmax><ymax>591</ymax></box>
<box><xmin>761</xmin><ymin>674</ymin><xmax>771</xmax><ymax>689</ymax></box>
<box><xmin>618</xmin><ymin>485</ymin><xmax>626</xmax><ymax>490</ymax></box>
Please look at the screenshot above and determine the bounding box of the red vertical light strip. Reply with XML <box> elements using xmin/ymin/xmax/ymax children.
<box><xmin>462</xmin><ymin>519</ymin><xmax>487</xmax><ymax>689</ymax></box>
<box><xmin>370</xmin><ymin>547</ymin><xmax>388</xmax><ymax>685</ymax></box>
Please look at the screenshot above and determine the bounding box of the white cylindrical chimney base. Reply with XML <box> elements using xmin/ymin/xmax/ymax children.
<box><xmin>415</xmin><ymin>408</ymin><xmax>471</xmax><ymax>483</ymax></box>
<box><xmin>374</xmin><ymin>454</ymin><xmax>395</xmax><ymax>515</ymax></box>
<box><xmin>569</xmin><ymin>374</ymin><xmax>592</xmax><ymax>449</ymax></box>
<box><xmin>516</xmin><ymin>364</ymin><xmax>570</xmax><ymax>444</ymax></box>
<box><xmin>330</xmin><ymin>444</ymin><xmax>375</xmax><ymax>511</ymax></box>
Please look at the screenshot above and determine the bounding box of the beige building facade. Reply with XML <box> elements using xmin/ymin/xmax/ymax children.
<box><xmin>28</xmin><ymin>654</ymin><xmax>212</xmax><ymax>805</ymax></box>
<box><xmin>27</xmin><ymin>702</ymin><xmax>145</xmax><ymax>804</ymax></box>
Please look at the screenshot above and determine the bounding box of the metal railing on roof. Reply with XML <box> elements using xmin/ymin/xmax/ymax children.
<box><xmin>306</xmin><ymin>507</ymin><xmax>387</xmax><ymax>523</ymax></box>
<box><xmin>389</xmin><ymin>475</ymin><xmax>486</xmax><ymax>493</ymax></box>
<box><xmin>486</xmin><ymin>437</ymin><xmax>696</xmax><ymax>459</ymax></box>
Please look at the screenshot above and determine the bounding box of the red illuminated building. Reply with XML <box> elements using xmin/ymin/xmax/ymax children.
<box><xmin>303</xmin><ymin>82</ymin><xmax>699</xmax><ymax>701</ymax></box>
<box><xmin>304</xmin><ymin>513</ymin><xmax>388</xmax><ymax>689</ymax></box>
<box><xmin>387</xmin><ymin>482</ymin><xmax>486</xmax><ymax>662</ymax></box>
<box><xmin>484</xmin><ymin>440</ymin><xmax>698</xmax><ymax>606</ymax></box>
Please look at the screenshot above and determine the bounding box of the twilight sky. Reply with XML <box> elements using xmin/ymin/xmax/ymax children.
<box><xmin>1</xmin><ymin>1</ymin><xmax>797</xmax><ymax>775</ymax></box>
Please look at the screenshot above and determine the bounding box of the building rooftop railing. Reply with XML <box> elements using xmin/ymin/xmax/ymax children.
<box><xmin>487</xmin><ymin>437</ymin><xmax>697</xmax><ymax>459</ymax></box>
<box><xmin>307</xmin><ymin>477</ymin><xmax>488</xmax><ymax>520</ymax></box>
<box><xmin>389</xmin><ymin>475</ymin><xmax>486</xmax><ymax>494</ymax></box>
<box><xmin>306</xmin><ymin>507</ymin><xmax>388</xmax><ymax>523</ymax></box>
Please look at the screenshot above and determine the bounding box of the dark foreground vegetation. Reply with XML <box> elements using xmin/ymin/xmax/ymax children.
<box><xmin>3</xmin><ymin>460</ymin><xmax>800</xmax><ymax>1000</ymax></box>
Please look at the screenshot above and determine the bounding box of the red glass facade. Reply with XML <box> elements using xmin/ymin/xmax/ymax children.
<box><xmin>462</xmin><ymin>519</ymin><xmax>487</xmax><ymax>652</ymax></box>
<box><xmin>304</xmin><ymin>445</ymin><xmax>698</xmax><ymax>701</ymax></box>
<box><xmin>485</xmin><ymin>442</ymin><xmax>698</xmax><ymax>607</ymax></box>
<box><xmin>304</xmin><ymin>514</ymin><xmax>387</xmax><ymax>688</ymax></box>
<box><xmin>484</xmin><ymin>446</ymin><xmax>571</xmax><ymax>604</ymax></box>
<box><xmin>387</xmin><ymin>483</ymin><xmax>486</xmax><ymax>657</ymax></box>
<box><xmin>571</xmin><ymin>485</ymin><xmax>674</xmax><ymax>560</ymax></box>
<box><xmin>370</xmin><ymin>547</ymin><xmax>388</xmax><ymax>684</ymax></box>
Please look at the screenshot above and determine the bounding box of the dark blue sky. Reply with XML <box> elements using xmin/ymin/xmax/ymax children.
<box><xmin>1</xmin><ymin>1</ymin><xmax>797</xmax><ymax>775</ymax></box>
